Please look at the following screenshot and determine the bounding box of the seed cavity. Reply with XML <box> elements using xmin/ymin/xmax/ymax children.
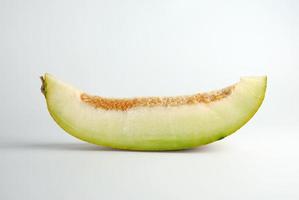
<box><xmin>80</xmin><ymin>85</ymin><xmax>235</xmax><ymax>111</ymax></box>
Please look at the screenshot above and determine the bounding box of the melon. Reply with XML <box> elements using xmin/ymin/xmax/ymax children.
<box><xmin>41</xmin><ymin>74</ymin><xmax>266</xmax><ymax>151</ymax></box>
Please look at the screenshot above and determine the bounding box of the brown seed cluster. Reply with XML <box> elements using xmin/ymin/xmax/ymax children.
<box><xmin>80</xmin><ymin>85</ymin><xmax>235</xmax><ymax>111</ymax></box>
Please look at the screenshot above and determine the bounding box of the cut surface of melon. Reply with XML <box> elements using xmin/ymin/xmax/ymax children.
<box><xmin>42</xmin><ymin>74</ymin><xmax>266</xmax><ymax>150</ymax></box>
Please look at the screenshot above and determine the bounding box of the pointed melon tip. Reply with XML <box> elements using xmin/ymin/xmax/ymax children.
<box><xmin>241</xmin><ymin>75</ymin><xmax>267</xmax><ymax>81</ymax></box>
<box><xmin>40</xmin><ymin>73</ymin><xmax>56</xmax><ymax>97</ymax></box>
<box><xmin>40</xmin><ymin>75</ymin><xmax>46</xmax><ymax>97</ymax></box>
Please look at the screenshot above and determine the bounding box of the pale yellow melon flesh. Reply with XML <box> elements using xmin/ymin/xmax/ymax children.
<box><xmin>41</xmin><ymin>74</ymin><xmax>266</xmax><ymax>151</ymax></box>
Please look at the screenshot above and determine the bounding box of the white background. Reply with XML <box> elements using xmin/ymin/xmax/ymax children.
<box><xmin>1</xmin><ymin>0</ymin><xmax>299</xmax><ymax>199</ymax></box>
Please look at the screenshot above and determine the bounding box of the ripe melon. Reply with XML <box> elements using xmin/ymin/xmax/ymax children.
<box><xmin>41</xmin><ymin>74</ymin><xmax>266</xmax><ymax>151</ymax></box>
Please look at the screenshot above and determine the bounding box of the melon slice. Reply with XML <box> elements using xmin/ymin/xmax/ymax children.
<box><xmin>41</xmin><ymin>74</ymin><xmax>266</xmax><ymax>151</ymax></box>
